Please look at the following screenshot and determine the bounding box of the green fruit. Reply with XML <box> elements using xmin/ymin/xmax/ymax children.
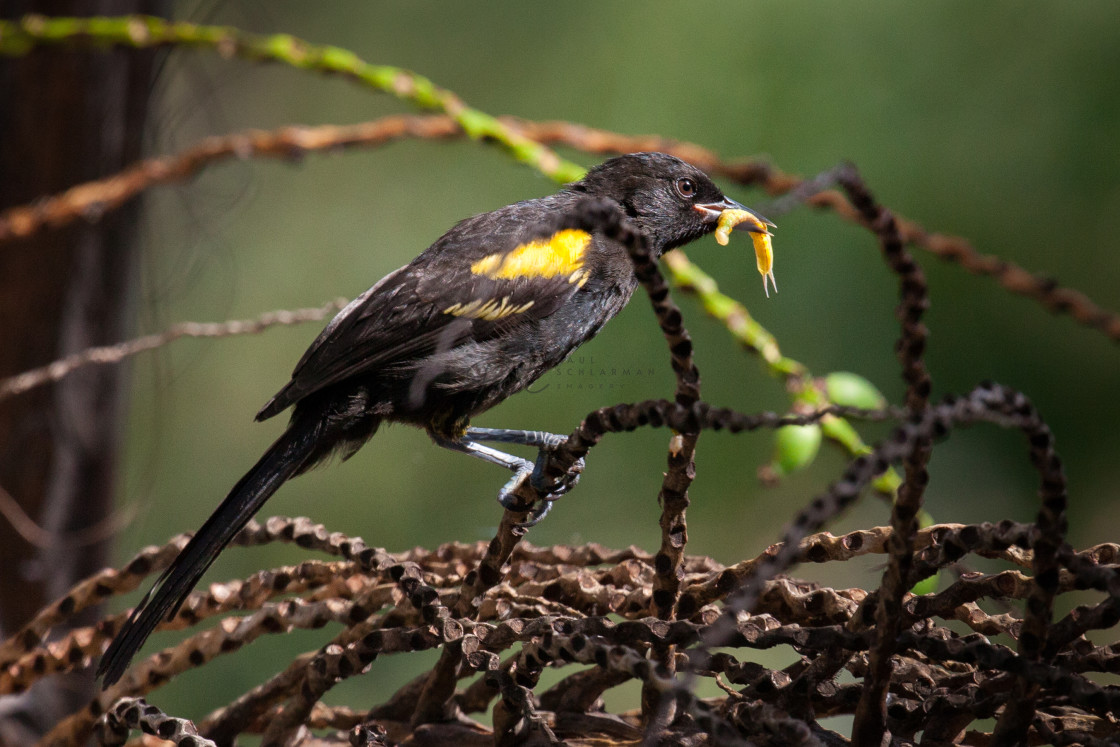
<box><xmin>772</xmin><ymin>424</ymin><xmax>823</xmax><ymax>475</ymax></box>
<box><xmin>825</xmin><ymin>372</ymin><xmax>887</xmax><ymax>410</ymax></box>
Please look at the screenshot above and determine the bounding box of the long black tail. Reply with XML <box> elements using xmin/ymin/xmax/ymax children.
<box><xmin>97</xmin><ymin>419</ymin><xmax>322</xmax><ymax>687</ymax></box>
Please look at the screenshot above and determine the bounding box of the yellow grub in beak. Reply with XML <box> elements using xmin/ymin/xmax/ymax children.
<box><xmin>751</xmin><ymin>232</ymin><xmax>777</xmax><ymax>298</ymax></box>
<box><xmin>714</xmin><ymin>208</ymin><xmax>777</xmax><ymax>298</ymax></box>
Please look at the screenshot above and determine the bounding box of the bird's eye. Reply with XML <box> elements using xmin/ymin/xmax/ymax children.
<box><xmin>675</xmin><ymin>177</ymin><xmax>697</xmax><ymax>198</ymax></box>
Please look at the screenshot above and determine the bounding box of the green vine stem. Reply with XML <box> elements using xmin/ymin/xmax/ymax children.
<box><xmin>0</xmin><ymin>14</ymin><xmax>585</xmax><ymax>183</ymax></box>
<box><xmin>663</xmin><ymin>251</ymin><xmax>903</xmax><ymax>498</ymax></box>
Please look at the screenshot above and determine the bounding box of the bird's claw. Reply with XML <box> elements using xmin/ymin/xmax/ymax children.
<box><xmin>494</xmin><ymin>470</ymin><xmax>556</xmax><ymax>528</ymax></box>
<box><xmin>496</xmin><ymin>465</ymin><xmax>535</xmax><ymax>512</ymax></box>
<box><xmin>494</xmin><ymin>452</ymin><xmax>585</xmax><ymax>528</ymax></box>
<box><xmin>530</xmin><ymin>451</ymin><xmax>584</xmax><ymax>496</ymax></box>
<box><xmin>518</xmin><ymin>496</ymin><xmax>558</xmax><ymax>527</ymax></box>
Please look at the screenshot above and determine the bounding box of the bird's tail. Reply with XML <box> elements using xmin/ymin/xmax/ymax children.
<box><xmin>97</xmin><ymin>417</ymin><xmax>323</xmax><ymax>687</ymax></box>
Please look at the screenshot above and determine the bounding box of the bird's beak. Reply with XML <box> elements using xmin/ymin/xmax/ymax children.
<box><xmin>693</xmin><ymin>197</ymin><xmax>774</xmax><ymax>233</ymax></box>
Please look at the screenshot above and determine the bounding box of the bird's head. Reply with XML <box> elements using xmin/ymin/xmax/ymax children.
<box><xmin>572</xmin><ymin>152</ymin><xmax>770</xmax><ymax>254</ymax></box>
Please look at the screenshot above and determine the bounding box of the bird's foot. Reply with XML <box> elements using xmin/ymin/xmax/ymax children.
<box><xmin>495</xmin><ymin>468</ymin><xmax>555</xmax><ymax>527</ymax></box>
<box><xmin>530</xmin><ymin>449</ymin><xmax>584</xmax><ymax>497</ymax></box>
<box><xmin>494</xmin><ymin>450</ymin><xmax>584</xmax><ymax>527</ymax></box>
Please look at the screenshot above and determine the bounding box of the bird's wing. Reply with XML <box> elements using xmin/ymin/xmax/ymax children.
<box><xmin>256</xmin><ymin>215</ymin><xmax>596</xmax><ymax>420</ymax></box>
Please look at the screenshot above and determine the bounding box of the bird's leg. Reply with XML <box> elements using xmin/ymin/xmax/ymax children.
<box><xmin>433</xmin><ymin>436</ymin><xmax>534</xmax><ymax>486</ymax></box>
<box><xmin>432</xmin><ymin>434</ymin><xmax>541</xmax><ymax>516</ymax></box>
<box><xmin>433</xmin><ymin>429</ymin><xmax>583</xmax><ymax>526</ymax></box>
<box><xmin>462</xmin><ymin>427</ymin><xmax>565</xmax><ymax>448</ymax></box>
<box><xmin>464</xmin><ymin>427</ymin><xmax>585</xmax><ymax>497</ymax></box>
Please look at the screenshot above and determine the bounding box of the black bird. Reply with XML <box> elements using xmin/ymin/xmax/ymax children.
<box><xmin>97</xmin><ymin>152</ymin><xmax>771</xmax><ymax>686</ymax></box>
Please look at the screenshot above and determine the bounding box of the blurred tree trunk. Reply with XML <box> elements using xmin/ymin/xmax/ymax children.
<box><xmin>0</xmin><ymin>0</ymin><xmax>166</xmax><ymax>739</ymax></box>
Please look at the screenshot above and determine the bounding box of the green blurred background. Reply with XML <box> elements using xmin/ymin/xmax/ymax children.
<box><xmin>115</xmin><ymin>0</ymin><xmax>1119</xmax><ymax>723</ymax></box>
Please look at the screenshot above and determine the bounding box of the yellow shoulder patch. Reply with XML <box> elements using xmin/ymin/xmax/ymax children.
<box><xmin>471</xmin><ymin>229</ymin><xmax>591</xmax><ymax>287</ymax></box>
